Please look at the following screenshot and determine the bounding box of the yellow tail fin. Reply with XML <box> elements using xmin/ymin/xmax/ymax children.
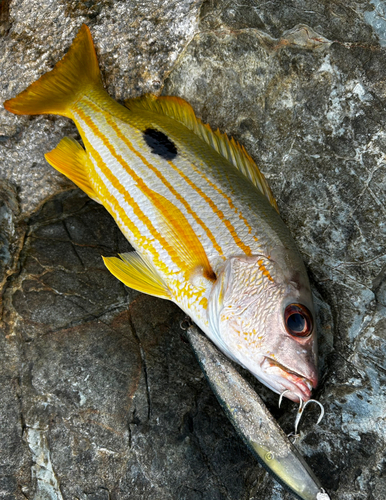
<box><xmin>4</xmin><ymin>24</ymin><xmax>102</xmax><ymax>117</ymax></box>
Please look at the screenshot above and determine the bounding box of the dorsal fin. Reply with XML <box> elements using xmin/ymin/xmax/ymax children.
<box><xmin>125</xmin><ymin>95</ymin><xmax>279</xmax><ymax>213</ymax></box>
<box><xmin>103</xmin><ymin>252</ymin><xmax>171</xmax><ymax>299</ymax></box>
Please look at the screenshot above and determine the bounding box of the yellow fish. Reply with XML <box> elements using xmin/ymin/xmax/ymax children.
<box><xmin>4</xmin><ymin>25</ymin><xmax>318</xmax><ymax>402</ymax></box>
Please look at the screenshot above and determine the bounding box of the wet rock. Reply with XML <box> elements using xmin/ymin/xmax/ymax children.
<box><xmin>1</xmin><ymin>1</ymin><xmax>386</xmax><ymax>499</ymax></box>
<box><xmin>0</xmin><ymin>180</ymin><xmax>29</xmax><ymax>499</ymax></box>
<box><xmin>0</xmin><ymin>180</ymin><xmax>21</xmax><ymax>297</ymax></box>
<box><xmin>0</xmin><ymin>178</ymin><xmax>27</xmax><ymax>357</ymax></box>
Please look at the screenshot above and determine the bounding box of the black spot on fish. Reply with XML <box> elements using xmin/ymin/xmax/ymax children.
<box><xmin>143</xmin><ymin>128</ymin><xmax>177</xmax><ymax>161</ymax></box>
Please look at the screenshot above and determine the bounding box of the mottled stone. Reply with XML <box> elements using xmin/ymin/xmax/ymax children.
<box><xmin>0</xmin><ymin>184</ymin><xmax>29</xmax><ymax>499</ymax></box>
<box><xmin>0</xmin><ymin>180</ymin><xmax>20</xmax><ymax>296</ymax></box>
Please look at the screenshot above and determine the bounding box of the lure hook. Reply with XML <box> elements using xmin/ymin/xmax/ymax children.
<box><xmin>278</xmin><ymin>390</ymin><xmax>325</xmax><ymax>435</ymax></box>
<box><xmin>295</xmin><ymin>398</ymin><xmax>325</xmax><ymax>434</ymax></box>
<box><xmin>278</xmin><ymin>389</ymin><xmax>298</xmax><ymax>409</ymax></box>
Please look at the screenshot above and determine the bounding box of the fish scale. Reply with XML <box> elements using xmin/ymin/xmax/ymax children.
<box><xmin>4</xmin><ymin>23</ymin><xmax>319</xmax><ymax>406</ymax></box>
<box><xmin>77</xmin><ymin>100</ymin><xmax>245</xmax><ymax>259</ymax></box>
<box><xmin>73</xmin><ymin>94</ymin><xmax>279</xmax><ymax>297</ymax></box>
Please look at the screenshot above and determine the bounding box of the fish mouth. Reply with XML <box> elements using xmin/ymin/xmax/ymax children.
<box><xmin>262</xmin><ymin>357</ymin><xmax>316</xmax><ymax>402</ymax></box>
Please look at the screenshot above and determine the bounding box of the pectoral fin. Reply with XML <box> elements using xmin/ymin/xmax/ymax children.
<box><xmin>45</xmin><ymin>136</ymin><xmax>100</xmax><ymax>203</ymax></box>
<box><xmin>147</xmin><ymin>188</ymin><xmax>216</xmax><ymax>285</ymax></box>
<box><xmin>102</xmin><ymin>252</ymin><xmax>171</xmax><ymax>299</ymax></box>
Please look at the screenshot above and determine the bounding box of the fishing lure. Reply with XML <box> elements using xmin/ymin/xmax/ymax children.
<box><xmin>186</xmin><ymin>323</ymin><xmax>330</xmax><ymax>500</ymax></box>
<box><xmin>4</xmin><ymin>24</ymin><xmax>318</xmax><ymax>403</ymax></box>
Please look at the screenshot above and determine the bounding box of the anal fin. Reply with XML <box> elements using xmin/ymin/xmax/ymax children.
<box><xmin>45</xmin><ymin>136</ymin><xmax>100</xmax><ymax>203</ymax></box>
<box><xmin>103</xmin><ymin>252</ymin><xmax>171</xmax><ymax>300</ymax></box>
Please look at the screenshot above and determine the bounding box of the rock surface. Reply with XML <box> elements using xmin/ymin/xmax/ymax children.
<box><xmin>1</xmin><ymin>1</ymin><xmax>386</xmax><ymax>499</ymax></box>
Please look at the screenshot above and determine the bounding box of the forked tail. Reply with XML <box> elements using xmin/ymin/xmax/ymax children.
<box><xmin>4</xmin><ymin>24</ymin><xmax>102</xmax><ymax>117</ymax></box>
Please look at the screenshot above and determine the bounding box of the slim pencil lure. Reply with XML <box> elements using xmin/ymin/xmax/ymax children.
<box><xmin>186</xmin><ymin>324</ymin><xmax>330</xmax><ymax>500</ymax></box>
<box><xmin>4</xmin><ymin>25</ymin><xmax>318</xmax><ymax>404</ymax></box>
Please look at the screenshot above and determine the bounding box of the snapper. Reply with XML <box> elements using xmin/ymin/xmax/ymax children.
<box><xmin>4</xmin><ymin>24</ymin><xmax>318</xmax><ymax>403</ymax></box>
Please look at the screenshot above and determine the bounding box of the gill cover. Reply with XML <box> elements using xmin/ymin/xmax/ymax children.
<box><xmin>207</xmin><ymin>257</ymin><xmax>236</xmax><ymax>359</ymax></box>
<box><xmin>207</xmin><ymin>255</ymin><xmax>275</xmax><ymax>363</ymax></box>
<box><xmin>207</xmin><ymin>254</ymin><xmax>318</xmax><ymax>401</ymax></box>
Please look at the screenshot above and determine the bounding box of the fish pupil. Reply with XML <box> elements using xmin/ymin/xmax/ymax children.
<box><xmin>284</xmin><ymin>303</ymin><xmax>313</xmax><ymax>338</ymax></box>
<box><xmin>143</xmin><ymin>128</ymin><xmax>178</xmax><ymax>160</ymax></box>
<box><xmin>287</xmin><ymin>313</ymin><xmax>305</xmax><ymax>333</ymax></box>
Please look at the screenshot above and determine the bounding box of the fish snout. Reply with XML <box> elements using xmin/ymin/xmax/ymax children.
<box><xmin>261</xmin><ymin>356</ymin><xmax>318</xmax><ymax>402</ymax></box>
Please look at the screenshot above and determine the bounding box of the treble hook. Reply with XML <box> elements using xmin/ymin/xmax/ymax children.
<box><xmin>279</xmin><ymin>390</ymin><xmax>325</xmax><ymax>434</ymax></box>
<box><xmin>278</xmin><ymin>389</ymin><xmax>296</xmax><ymax>409</ymax></box>
<box><xmin>294</xmin><ymin>398</ymin><xmax>324</xmax><ymax>434</ymax></box>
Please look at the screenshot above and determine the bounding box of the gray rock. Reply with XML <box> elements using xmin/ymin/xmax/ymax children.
<box><xmin>0</xmin><ymin>179</ymin><xmax>22</xmax><ymax>300</ymax></box>
<box><xmin>1</xmin><ymin>1</ymin><xmax>386</xmax><ymax>499</ymax></box>
<box><xmin>1</xmin><ymin>189</ymin><xmax>261</xmax><ymax>500</ymax></box>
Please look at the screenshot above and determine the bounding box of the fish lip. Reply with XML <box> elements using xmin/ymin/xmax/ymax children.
<box><xmin>262</xmin><ymin>356</ymin><xmax>315</xmax><ymax>402</ymax></box>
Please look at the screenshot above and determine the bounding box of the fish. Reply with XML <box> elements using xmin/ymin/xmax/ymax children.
<box><xmin>4</xmin><ymin>24</ymin><xmax>318</xmax><ymax>403</ymax></box>
<box><xmin>186</xmin><ymin>323</ymin><xmax>330</xmax><ymax>500</ymax></box>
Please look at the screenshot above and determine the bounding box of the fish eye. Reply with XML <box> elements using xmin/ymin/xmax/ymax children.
<box><xmin>284</xmin><ymin>304</ymin><xmax>313</xmax><ymax>338</ymax></box>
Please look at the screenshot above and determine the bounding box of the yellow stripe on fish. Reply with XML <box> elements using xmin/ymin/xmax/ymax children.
<box><xmin>4</xmin><ymin>24</ymin><xmax>319</xmax><ymax>403</ymax></box>
<box><xmin>72</xmin><ymin>96</ymin><xmax>255</xmax><ymax>259</ymax></box>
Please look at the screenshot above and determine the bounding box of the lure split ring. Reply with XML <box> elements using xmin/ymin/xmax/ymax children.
<box><xmin>317</xmin><ymin>489</ymin><xmax>331</xmax><ymax>500</ymax></box>
<box><xmin>180</xmin><ymin>316</ymin><xmax>192</xmax><ymax>331</ymax></box>
<box><xmin>279</xmin><ymin>390</ymin><xmax>325</xmax><ymax>434</ymax></box>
